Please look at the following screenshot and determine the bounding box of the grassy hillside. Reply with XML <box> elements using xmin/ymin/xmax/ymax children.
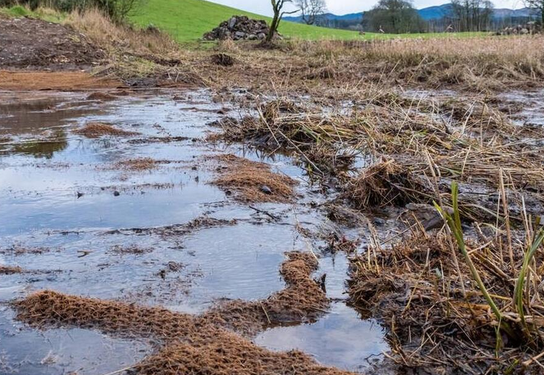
<box><xmin>130</xmin><ymin>0</ymin><xmax>486</xmax><ymax>42</ymax></box>
<box><xmin>130</xmin><ymin>0</ymin><xmax>369</xmax><ymax>42</ymax></box>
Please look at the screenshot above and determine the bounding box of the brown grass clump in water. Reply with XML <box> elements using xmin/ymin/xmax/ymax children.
<box><xmin>14</xmin><ymin>252</ymin><xmax>349</xmax><ymax>375</ymax></box>
<box><xmin>212</xmin><ymin>154</ymin><xmax>297</xmax><ymax>203</ymax></box>
<box><xmin>109</xmin><ymin>244</ymin><xmax>153</xmax><ymax>255</ymax></box>
<box><xmin>0</xmin><ymin>265</ymin><xmax>23</xmax><ymax>274</ymax></box>
<box><xmin>202</xmin><ymin>251</ymin><xmax>328</xmax><ymax>336</ymax></box>
<box><xmin>86</xmin><ymin>92</ymin><xmax>117</xmax><ymax>101</ymax></box>
<box><xmin>344</xmin><ymin>159</ymin><xmax>430</xmax><ymax>210</ymax></box>
<box><xmin>73</xmin><ymin>122</ymin><xmax>139</xmax><ymax>138</ymax></box>
<box><xmin>114</xmin><ymin>157</ymin><xmax>157</xmax><ymax>171</ymax></box>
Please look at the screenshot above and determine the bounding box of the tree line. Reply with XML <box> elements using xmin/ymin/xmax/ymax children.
<box><xmin>290</xmin><ymin>0</ymin><xmax>543</xmax><ymax>33</ymax></box>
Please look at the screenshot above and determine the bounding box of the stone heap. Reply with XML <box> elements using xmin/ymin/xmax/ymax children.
<box><xmin>203</xmin><ymin>16</ymin><xmax>276</xmax><ymax>41</ymax></box>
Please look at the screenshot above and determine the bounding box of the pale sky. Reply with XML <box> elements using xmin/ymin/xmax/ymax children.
<box><xmin>208</xmin><ymin>0</ymin><xmax>526</xmax><ymax>16</ymax></box>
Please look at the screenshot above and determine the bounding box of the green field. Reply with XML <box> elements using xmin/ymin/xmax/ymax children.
<box><xmin>0</xmin><ymin>1</ymin><xmax>485</xmax><ymax>43</ymax></box>
<box><xmin>130</xmin><ymin>0</ymin><xmax>484</xmax><ymax>42</ymax></box>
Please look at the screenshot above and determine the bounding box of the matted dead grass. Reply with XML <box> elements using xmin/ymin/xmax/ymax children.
<box><xmin>114</xmin><ymin>158</ymin><xmax>158</xmax><ymax>171</ymax></box>
<box><xmin>14</xmin><ymin>251</ymin><xmax>348</xmax><ymax>375</ymax></box>
<box><xmin>349</xmin><ymin>226</ymin><xmax>544</xmax><ymax>374</ymax></box>
<box><xmin>73</xmin><ymin>122</ymin><xmax>139</xmax><ymax>138</ymax></box>
<box><xmin>212</xmin><ymin>154</ymin><xmax>297</xmax><ymax>203</ymax></box>
<box><xmin>202</xmin><ymin>251</ymin><xmax>328</xmax><ymax>336</ymax></box>
<box><xmin>0</xmin><ymin>265</ymin><xmax>23</xmax><ymax>274</ymax></box>
<box><xmin>344</xmin><ymin>159</ymin><xmax>430</xmax><ymax>210</ymax></box>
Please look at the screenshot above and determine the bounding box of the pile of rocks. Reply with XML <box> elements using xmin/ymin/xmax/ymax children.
<box><xmin>203</xmin><ymin>16</ymin><xmax>276</xmax><ymax>41</ymax></box>
<box><xmin>496</xmin><ymin>22</ymin><xmax>542</xmax><ymax>35</ymax></box>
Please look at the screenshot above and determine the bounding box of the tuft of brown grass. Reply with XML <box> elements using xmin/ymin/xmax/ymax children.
<box><xmin>344</xmin><ymin>159</ymin><xmax>430</xmax><ymax>210</ymax></box>
<box><xmin>0</xmin><ymin>265</ymin><xmax>23</xmax><ymax>275</ymax></box>
<box><xmin>86</xmin><ymin>91</ymin><xmax>117</xmax><ymax>101</ymax></box>
<box><xmin>109</xmin><ymin>244</ymin><xmax>153</xmax><ymax>255</ymax></box>
<box><xmin>73</xmin><ymin>122</ymin><xmax>139</xmax><ymax>138</ymax></box>
<box><xmin>210</xmin><ymin>53</ymin><xmax>235</xmax><ymax>67</ymax></box>
<box><xmin>212</xmin><ymin>154</ymin><xmax>297</xmax><ymax>203</ymax></box>
<box><xmin>64</xmin><ymin>9</ymin><xmax>179</xmax><ymax>57</ymax></box>
<box><xmin>114</xmin><ymin>157</ymin><xmax>158</xmax><ymax>171</ymax></box>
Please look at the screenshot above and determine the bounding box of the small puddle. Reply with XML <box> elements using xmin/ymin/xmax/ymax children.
<box><xmin>0</xmin><ymin>89</ymin><xmax>387</xmax><ymax>373</ymax></box>
<box><xmin>0</xmin><ymin>308</ymin><xmax>150</xmax><ymax>375</ymax></box>
<box><xmin>256</xmin><ymin>253</ymin><xmax>388</xmax><ymax>371</ymax></box>
<box><xmin>499</xmin><ymin>89</ymin><xmax>544</xmax><ymax>126</ymax></box>
<box><xmin>255</xmin><ymin>302</ymin><xmax>387</xmax><ymax>371</ymax></box>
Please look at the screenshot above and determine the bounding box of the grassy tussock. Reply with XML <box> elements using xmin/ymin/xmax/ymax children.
<box><xmin>73</xmin><ymin>122</ymin><xmax>139</xmax><ymax>138</ymax></box>
<box><xmin>65</xmin><ymin>9</ymin><xmax>178</xmax><ymax>56</ymax></box>
<box><xmin>349</xmin><ymin>185</ymin><xmax>544</xmax><ymax>373</ymax></box>
<box><xmin>211</xmin><ymin>154</ymin><xmax>297</xmax><ymax>203</ymax></box>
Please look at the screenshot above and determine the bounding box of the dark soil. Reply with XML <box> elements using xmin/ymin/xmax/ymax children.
<box><xmin>0</xmin><ymin>17</ymin><xmax>105</xmax><ymax>70</ymax></box>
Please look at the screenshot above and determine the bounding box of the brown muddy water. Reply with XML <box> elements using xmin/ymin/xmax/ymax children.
<box><xmin>0</xmin><ymin>90</ymin><xmax>387</xmax><ymax>374</ymax></box>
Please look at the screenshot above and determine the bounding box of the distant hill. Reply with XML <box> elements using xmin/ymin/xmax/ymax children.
<box><xmin>418</xmin><ymin>4</ymin><xmax>539</xmax><ymax>20</ymax></box>
<box><xmin>284</xmin><ymin>4</ymin><xmax>540</xmax><ymax>27</ymax></box>
<box><xmin>284</xmin><ymin>12</ymin><xmax>362</xmax><ymax>23</ymax></box>
<box><xmin>417</xmin><ymin>4</ymin><xmax>454</xmax><ymax>20</ymax></box>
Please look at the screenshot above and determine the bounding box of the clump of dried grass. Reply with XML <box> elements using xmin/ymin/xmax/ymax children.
<box><xmin>62</xmin><ymin>9</ymin><xmax>205</xmax><ymax>86</ymax></box>
<box><xmin>73</xmin><ymin>122</ymin><xmax>139</xmax><ymax>138</ymax></box>
<box><xmin>210</xmin><ymin>53</ymin><xmax>235</xmax><ymax>67</ymax></box>
<box><xmin>349</xmin><ymin>185</ymin><xmax>544</xmax><ymax>373</ymax></box>
<box><xmin>109</xmin><ymin>244</ymin><xmax>153</xmax><ymax>255</ymax></box>
<box><xmin>65</xmin><ymin>9</ymin><xmax>179</xmax><ymax>57</ymax></box>
<box><xmin>344</xmin><ymin>159</ymin><xmax>430</xmax><ymax>209</ymax></box>
<box><xmin>0</xmin><ymin>265</ymin><xmax>23</xmax><ymax>274</ymax></box>
<box><xmin>212</xmin><ymin>154</ymin><xmax>297</xmax><ymax>203</ymax></box>
<box><xmin>114</xmin><ymin>157</ymin><xmax>157</xmax><ymax>171</ymax></box>
<box><xmin>86</xmin><ymin>91</ymin><xmax>117</xmax><ymax>101</ymax></box>
<box><xmin>202</xmin><ymin>251</ymin><xmax>328</xmax><ymax>336</ymax></box>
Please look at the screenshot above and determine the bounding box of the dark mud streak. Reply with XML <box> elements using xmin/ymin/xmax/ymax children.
<box><xmin>13</xmin><ymin>252</ymin><xmax>351</xmax><ymax>375</ymax></box>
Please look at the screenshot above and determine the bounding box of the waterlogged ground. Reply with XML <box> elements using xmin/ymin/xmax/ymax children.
<box><xmin>0</xmin><ymin>89</ymin><xmax>387</xmax><ymax>374</ymax></box>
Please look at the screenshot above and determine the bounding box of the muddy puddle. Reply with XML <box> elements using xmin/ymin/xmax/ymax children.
<box><xmin>0</xmin><ymin>89</ymin><xmax>387</xmax><ymax>373</ymax></box>
<box><xmin>499</xmin><ymin>89</ymin><xmax>544</xmax><ymax>126</ymax></box>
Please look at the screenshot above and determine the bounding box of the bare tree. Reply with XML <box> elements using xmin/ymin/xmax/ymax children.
<box><xmin>295</xmin><ymin>0</ymin><xmax>327</xmax><ymax>25</ymax></box>
<box><xmin>525</xmin><ymin>0</ymin><xmax>544</xmax><ymax>25</ymax></box>
<box><xmin>266</xmin><ymin>0</ymin><xmax>296</xmax><ymax>43</ymax></box>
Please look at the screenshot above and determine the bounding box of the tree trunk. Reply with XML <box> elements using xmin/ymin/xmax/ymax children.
<box><xmin>266</xmin><ymin>13</ymin><xmax>279</xmax><ymax>42</ymax></box>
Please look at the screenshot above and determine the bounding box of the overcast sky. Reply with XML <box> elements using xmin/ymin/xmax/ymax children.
<box><xmin>208</xmin><ymin>0</ymin><xmax>527</xmax><ymax>16</ymax></box>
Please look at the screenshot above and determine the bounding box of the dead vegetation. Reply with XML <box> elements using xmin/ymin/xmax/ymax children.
<box><xmin>114</xmin><ymin>158</ymin><xmax>158</xmax><ymax>171</ymax></box>
<box><xmin>73</xmin><ymin>122</ymin><xmax>139</xmax><ymax>138</ymax></box>
<box><xmin>348</xmin><ymin>183</ymin><xmax>544</xmax><ymax>374</ymax></box>
<box><xmin>0</xmin><ymin>265</ymin><xmax>23</xmax><ymax>274</ymax></box>
<box><xmin>344</xmin><ymin>159</ymin><xmax>430</xmax><ymax>210</ymax></box>
<box><xmin>86</xmin><ymin>91</ymin><xmax>117</xmax><ymax>101</ymax></box>
<box><xmin>109</xmin><ymin>244</ymin><xmax>153</xmax><ymax>255</ymax></box>
<box><xmin>14</xmin><ymin>252</ymin><xmax>348</xmax><ymax>375</ymax></box>
<box><xmin>215</xmin><ymin>90</ymin><xmax>544</xmax><ymax>223</ymax></box>
<box><xmin>202</xmin><ymin>251</ymin><xmax>328</xmax><ymax>336</ymax></box>
<box><xmin>212</xmin><ymin>154</ymin><xmax>297</xmax><ymax>203</ymax></box>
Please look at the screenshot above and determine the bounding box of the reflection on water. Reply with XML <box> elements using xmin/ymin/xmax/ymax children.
<box><xmin>0</xmin><ymin>308</ymin><xmax>150</xmax><ymax>375</ymax></box>
<box><xmin>255</xmin><ymin>302</ymin><xmax>387</xmax><ymax>371</ymax></box>
<box><xmin>8</xmin><ymin>130</ymin><xmax>68</xmax><ymax>158</ymax></box>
